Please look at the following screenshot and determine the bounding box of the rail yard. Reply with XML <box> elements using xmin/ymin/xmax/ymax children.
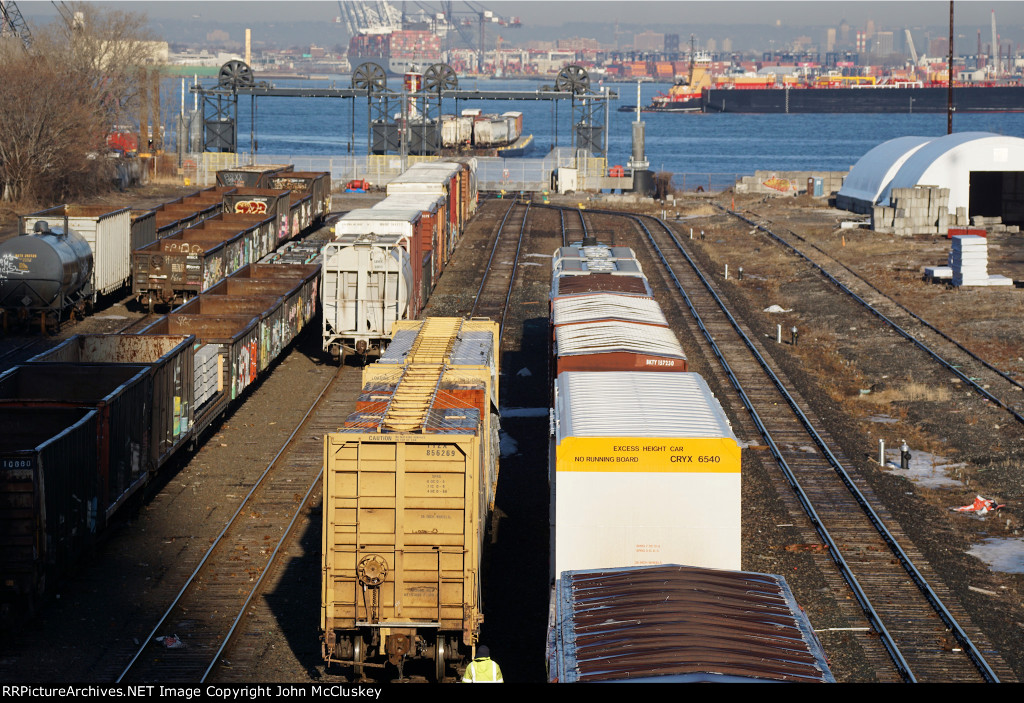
<box><xmin>2</xmin><ymin>175</ymin><xmax>1024</xmax><ymax>683</ymax></box>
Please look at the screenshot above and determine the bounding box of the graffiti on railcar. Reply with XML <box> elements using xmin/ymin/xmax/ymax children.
<box><xmin>233</xmin><ymin>336</ymin><xmax>260</xmax><ymax>398</ymax></box>
<box><xmin>204</xmin><ymin>257</ymin><xmax>224</xmax><ymax>290</ymax></box>
<box><xmin>234</xmin><ymin>200</ymin><xmax>269</xmax><ymax>216</ymax></box>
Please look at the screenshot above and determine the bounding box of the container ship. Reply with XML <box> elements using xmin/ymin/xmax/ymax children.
<box><xmin>347</xmin><ymin>28</ymin><xmax>442</xmax><ymax>76</ymax></box>
<box><xmin>703</xmin><ymin>83</ymin><xmax>1024</xmax><ymax>113</ymax></box>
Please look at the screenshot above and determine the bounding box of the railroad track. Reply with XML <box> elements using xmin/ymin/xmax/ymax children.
<box><xmin>471</xmin><ymin>200</ymin><xmax>529</xmax><ymax>342</ymax></box>
<box><xmin>629</xmin><ymin>210</ymin><xmax>1010</xmax><ymax>683</ymax></box>
<box><xmin>727</xmin><ymin>206</ymin><xmax>1024</xmax><ymax>427</ymax></box>
<box><xmin>559</xmin><ymin>206</ymin><xmax>587</xmax><ymax>246</ymax></box>
<box><xmin>115</xmin><ymin>361</ymin><xmax>362</xmax><ymax>683</ymax></box>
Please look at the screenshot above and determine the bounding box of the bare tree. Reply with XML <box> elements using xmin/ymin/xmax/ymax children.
<box><xmin>0</xmin><ymin>3</ymin><xmax>155</xmax><ymax>203</ymax></box>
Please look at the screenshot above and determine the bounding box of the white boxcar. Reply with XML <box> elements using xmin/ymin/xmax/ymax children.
<box><xmin>550</xmin><ymin>371</ymin><xmax>741</xmax><ymax>577</ymax></box>
<box><xmin>21</xmin><ymin>205</ymin><xmax>133</xmax><ymax>299</ymax></box>
<box><xmin>385</xmin><ymin>162</ymin><xmax>461</xmax><ymax>197</ymax></box>
<box><xmin>322</xmin><ymin>208</ymin><xmax>424</xmax><ymax>359</ymax></box>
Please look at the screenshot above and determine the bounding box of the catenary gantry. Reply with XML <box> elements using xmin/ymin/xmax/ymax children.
<box><xmin>189</xmin><ymin>60</ymin><xmax>617</xmax><ymax>158</ymax></box>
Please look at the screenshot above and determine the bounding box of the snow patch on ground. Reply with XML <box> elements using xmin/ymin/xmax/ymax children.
<box><xmin>882</xmin><ymin>449</ymin><xmax>965</xmax><ymax>489</ymax></box>
<box><xmin>969</xmin><ymin>538</ymin><xmax>1024</xmax><ymax>574</ymax></box>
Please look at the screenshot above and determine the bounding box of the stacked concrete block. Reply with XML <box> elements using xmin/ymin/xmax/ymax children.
<box><xmin>968</xmin><ymin>214</ymin><xmax>1019</xmax><ymax>233</ymax></box>
<box><xmin>873</xmin><ymin>186</ymin><xmax>951</xmax><ymax>236</ymax></box>
<box><xmin>949</xmin><ymin>235</ymin><xmax>988</xmax><ymax>285</ymax></box>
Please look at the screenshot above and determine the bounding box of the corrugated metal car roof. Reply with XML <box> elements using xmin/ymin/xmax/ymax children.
<box><xmin>551</xmin><ymin>273</ymin><xmax>652</xmax><ymax>298</ymax></box>
<box><xmin>556</xmin><ymin>371</ymin><xmax>734</xmax><ymax>440</ymax></box>
<box><xmin>548</xmin><ymin>564</ymin><xmax>834</xmax><ymax>683</ymax></box>
<box><xmin>552</xmin><ymin>294</ymin><xmax>667</xmax><ymax>326</ymax></box>
<box><xmin>339</xmin><ymin>208</ymin><xmax>423</xmax><ymax>223</ymax></box>
<box><xmin>555</xmin><ymin>321</ymin><xmax>684</xmax><ymax>357</ymax></box>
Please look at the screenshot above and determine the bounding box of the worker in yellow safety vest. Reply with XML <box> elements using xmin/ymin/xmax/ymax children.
<box><xmin>462</xmin><ymin>645</ymin><xmax>503</xmax><ymax>683</ymax></box>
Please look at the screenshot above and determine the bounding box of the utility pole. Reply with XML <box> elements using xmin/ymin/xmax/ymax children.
<box><xmin>948</xmin><ymin>0</ymin><xmax>954</xmax><ymax>135</ymax></box>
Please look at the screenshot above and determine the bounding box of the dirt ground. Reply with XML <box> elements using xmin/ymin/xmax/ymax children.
<box><xmin>595</xmin><ymin>188</ymin><xmax>1024</xmax><ymax>682</ymax></box>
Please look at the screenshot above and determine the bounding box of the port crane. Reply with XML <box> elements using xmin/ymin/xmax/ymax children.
<box><xmin>0</xmin><ymin>0</ymin><xmax>31</xmax><ymax>50</ymax></box>
<box><xmin>337</xmin><ymin>1</ymin><xmax>519</xmax><ymax>73</ymax></box>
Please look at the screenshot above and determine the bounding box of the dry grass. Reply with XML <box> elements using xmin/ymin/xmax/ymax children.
<box><xmin>858</xmin><ymin>382</ymin><xmax>952</xmax><ymax>405</ymax></box>
<box><xmin>681</xmin><ymin>203</ymin><xmax>718</xmax><ymax>217</ymax></box>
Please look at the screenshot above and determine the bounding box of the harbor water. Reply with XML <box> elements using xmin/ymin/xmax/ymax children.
<box><xmin>182</xmin><ymin>76</ymin><xmax>1024</xmax><ymax>181</ymax></box>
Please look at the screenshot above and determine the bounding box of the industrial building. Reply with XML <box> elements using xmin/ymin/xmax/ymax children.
<box><xmin>837</xmin><ymin>132</ymin><xmax>1024</xmax><ymax>227</ymax></box>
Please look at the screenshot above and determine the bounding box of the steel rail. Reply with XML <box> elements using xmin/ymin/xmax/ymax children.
<box><xmin>627</xmin><ymin>212</ymin><xmax>915</xmax><ymax>682</ymax></box>
<box><xmin>201</xmin><ymin>466</ymin><xmax>323</xmax><ymax>682</ymax></box>
<box><xmin>115</xmin><ymin>364</ymin><xmax>343</xmax><ymax>683</ymax></box>
<box><xmin>725</xmin><ymin>206</ymin><xmax>1024</xmax><ymax>427</ymax></box>
<box><xmin>628</xmin><ymin>209</ymin><xmax>999</xmax><ymax>683</ymax></box>
<box><xmin>737</xmin><ymin>207</ymin><xmax>1024</xmax><ymax>394</ymax></box>
<box><xmin>471</xmin><ymin>199</ymin><xmax>529</xmax><ymax>344</ymax></box>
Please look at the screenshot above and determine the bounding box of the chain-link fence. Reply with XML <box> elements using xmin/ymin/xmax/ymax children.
<box><xmin>181</xmin><ymin>151</ymin><xmax>742</xmax><ymax>195</ymax></box>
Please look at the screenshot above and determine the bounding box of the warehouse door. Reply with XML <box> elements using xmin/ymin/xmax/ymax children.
<box><xmin>969</xmin><ymin>171</ymin><xmax>1024</xmax><ymax>226</ymax></box>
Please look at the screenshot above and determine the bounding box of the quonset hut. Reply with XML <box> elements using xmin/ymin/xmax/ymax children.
<box><xmin>837</xmin><ymin>132</ymin><xmax>1024</xmax><ymax>226</ymax></box>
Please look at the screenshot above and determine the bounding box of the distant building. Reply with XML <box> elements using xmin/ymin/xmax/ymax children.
<box><xmin>839</xmin><ymin>19</ymin><xmax>851</xmax><ymax>47</ymax></box>
<box><xmin>874</xmin><ymin>31</ymin><xmax>894</xmax><ymax>56</ymax></box>
<box><xmin>722</xmin><ymin>37</ymin><xmax>733</xmax><ymax>53</ymax></box>
<box><xmin>930</xmin><ymin>37</ymin><xmax>949</xmax><ymax>57</ymax></box>
<box><xmin>706</xmin><ymin>38</ymin><xmax>717</xmax><ymax>53</ymax></box>
<box><xmin>664</xmin><ymin>33</ymin><xmax>679</xmax><ymax>53</ymax></box>
<box><xmin>633</xmin><ymin>31</ymin><xmax>664</xmax><ymax>53</ymax></box>
<box><xmin>557</xmin><ymin>37</ymin><xmax>602</xmax><ymax>52</ymax></box>
<box><xmin>826</xmin><ymin>28</ymin><xmax>836</xmax><ymax>52</ymax></box>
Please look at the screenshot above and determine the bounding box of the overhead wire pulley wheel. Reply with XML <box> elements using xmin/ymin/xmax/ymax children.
<box><xmin>555</xmin><ymin>64</ymin><xmax>590</xmax><ymax>94</ymax></box>
<box><xmin>351</xmin><ymin>62</ymin><xmax>387</xmax><ymax>95</ymax></box>
<box><xmin>218</xmin><ymin>60</ymin><xmax>255</xmax><ymax>89</ymax></box>
<box><xmin>423</xmin><ymin>63</ymin><xmax>458</xmax><ymax>93</ymax></box>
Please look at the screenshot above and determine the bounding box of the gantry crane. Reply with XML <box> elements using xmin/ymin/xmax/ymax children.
<box><xmin>0</xmin><ymin>0</ymin><xmax>32</xmax><ymax>50</ymax></box>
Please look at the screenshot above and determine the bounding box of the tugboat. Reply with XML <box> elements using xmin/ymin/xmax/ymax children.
<box><xmin>619</xmin><ymin>37</ymin><xmax>710</xmax><ymax>113</ymax></box>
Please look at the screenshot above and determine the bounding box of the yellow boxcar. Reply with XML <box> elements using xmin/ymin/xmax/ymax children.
<box><xmin>321</xmin><ymin>317</ymin><xmax>499</xmax><ymax>681</ymax></box>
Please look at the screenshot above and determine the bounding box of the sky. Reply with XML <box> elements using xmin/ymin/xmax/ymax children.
<box><xmin>17</xmin><ymin>1</ymin><xmax>1024</xmax><ymax>29</ymax></box>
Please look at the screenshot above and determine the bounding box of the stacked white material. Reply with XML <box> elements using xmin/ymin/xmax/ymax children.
<box><xmin>949</xmin><ymin>235</ymin><xmax>989</xmax><ymax>286</ymax></box>
<box><xmin>924</xmin><ymin>266</ymin><xmax>953</xmax><ymax>279</ymax></box>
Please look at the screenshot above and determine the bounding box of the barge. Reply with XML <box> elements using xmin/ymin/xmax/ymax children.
<box><xmin>704</xmin><ymin>84</ymin><xmax>1024</xmax><ymax>113</ymax></box>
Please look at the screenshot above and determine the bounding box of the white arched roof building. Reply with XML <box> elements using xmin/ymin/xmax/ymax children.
<box><xmin>837</xmin><ymin>132</ymin><xmax>1024</xmax><ymax>225</ymax></box>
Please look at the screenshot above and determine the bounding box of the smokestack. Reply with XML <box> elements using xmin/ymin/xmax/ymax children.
<box><xmin>246</xmin><ymin>28</ymin><xmax>251</xmax><ymax>67</ymax></box>
<box><xmin>991</xmin><ymin>11</ymin><xmax>998</xmax><ymax>76</ymax></box>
